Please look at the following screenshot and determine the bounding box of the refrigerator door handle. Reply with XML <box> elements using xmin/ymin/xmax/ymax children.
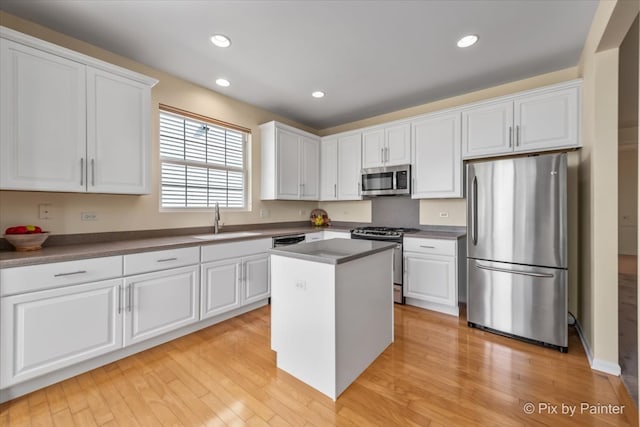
<box><xmin>471</xmin><ymin>176</ymin><xmax>478</xmax><ymax>245</ymax></box>
<box><xmin>477</xmin><ymin>263</ymin><xmax>555</xmax><ymax>278</ymax></box>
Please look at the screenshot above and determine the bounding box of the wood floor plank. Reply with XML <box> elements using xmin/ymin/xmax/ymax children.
<box><xmin>71</xmin><ymin>407</ymin><xmax>98</xmax><ymax>427</ymax></box>
<box><xmin>4</xmin><ymin>396</ymin><xmax>30</xmax><ymax>427</ymax></box>
<box><xmin>142</xmin><ymin>371</ymin><xmax>204</xmax><ymax>427</ymax></box>
<box><xmin>124</xmin><ymin>366</ymin><xmax>184</xmax><ymax>427</ymax></box>
<box><xmin>60</xmin><ymin>378</ymin><xmax>89</xmax><ymax>414</ymax></box>
<box><xmin>165</xmin><ymin>378</ymin><xmax>226</xmax><ymax>427</ymax></box>
<box><xmin>1</xmin><ymin>304</ymin><xmax>636</xmax><ymax>426</ymax></box>
<box><xmin>88</xmin><ymin>369</ymin><xmax>141</xmax><ymax>427</ymax></box>
<box><xmin>51</xmin><ymin>408</ymin><xmax>75</xmax><ymax>427</ymax></box>
<box><xmin>44</xmin><ymin>384</ymin><xmax>69</xmax><ymax>415</ymax></box>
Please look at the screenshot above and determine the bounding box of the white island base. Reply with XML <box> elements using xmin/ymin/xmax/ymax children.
<box><xmin>270</xmin><ymin>246</ymin><xmax>393</xmax><ymax>400</ymax></box>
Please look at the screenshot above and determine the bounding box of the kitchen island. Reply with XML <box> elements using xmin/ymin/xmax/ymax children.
<box><xmin>269</xmin><ymin>238</ymin><xmax>395</xmax><ymax>400</ymax></box>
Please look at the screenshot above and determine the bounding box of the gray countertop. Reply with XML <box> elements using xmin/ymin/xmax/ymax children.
<box><xmin>0</xmin><ymin>224</ymin><xmax>465</xmax><ymax>268</ymax></box>
<box><xmin>268</xmin><ymin>239</ymin><xmax>396</xmax><ymax>265</ymax></box>
<box><xmin>404</xmin><ymin>228</ymin><xmax>467</xmax><ymax>240</ymax></box>
<box><xmin>0</xmin><ymin>226</ymin><xmax>350</xmax><ymax>268</ymax></box>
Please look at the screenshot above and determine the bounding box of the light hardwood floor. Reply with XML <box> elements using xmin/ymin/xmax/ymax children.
<box><xmin>1</xmin><ymin>304</ymin><xmax>637</xmax><ymax>426</ymax></box>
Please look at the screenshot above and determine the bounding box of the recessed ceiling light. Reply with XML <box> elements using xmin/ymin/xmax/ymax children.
<box><xmin>210</xmin><ymin>34</ymin><xmax>231</xmax><ymax>48</ymax></box>
<box><xmin>312</xmin><ymin>91</ymin><xmax>325</xmax><ymax>98</ymax></box>
<box><xmin>457</xmin><ymin>34</ymin><xmax>479</xmax><ymax>48</ymax></box>
<box><xmin>216</xmin><ymin>78</ymin><xmax>230</xmax><ymax>87</ymax></box>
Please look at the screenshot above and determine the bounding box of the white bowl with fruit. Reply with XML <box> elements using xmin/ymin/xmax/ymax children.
<box><xmin>4</xmin><ymin>225</ymin><xmax>49</xmax><ymax>251</ymax></box>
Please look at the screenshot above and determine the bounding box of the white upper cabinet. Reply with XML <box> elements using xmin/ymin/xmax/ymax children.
<box><xmin>385</xmin><ymin>123</ymin><xmax>411</xmax><ymax>165</ymax></box>
<box><xmin>337</xmin><ymin>132</ymin><xmax>363</xmax><ymax>200</ymax></box>
<box><xmin>275</xmin><ymin>127</ymin><xmax>300</xmax><ymax>199</ymax></box>
<box><xmin>320</xmin><ymin>137</ymin><xmax>338</xmax><ymax>201</ymax></box>
<box><xmin>411</xmin><ymin>111</ymin><xmax>462</xmax><ymax>199</ymax></box>
<box><xmin>461</xmin><ymin>100</ymin><xmax>513</xmax><ymax>158</ymax></box>
<box><xmin>514</xmin><ymin>87</ymin><xmax>579</xmax><ymax>152</ymax></box>
<box><xmin>0</xmin><ymin>27</ymin><xmax>157</xmax><ymax>194</ymax></box>
<box><xmin>362</xmin><ymin>129</ymin><xmax>384</xmax><ymax>168</ymax></box>
<box><xmin>362</xmin><ymin>123</ymin><xmax>410</xmax><ymax>168</ymax></box>
<box><xmin>86</xmin><ymin>67</ymin><xmax>151</xmax><ymax>194</ymax></box>
<box><xmin>0</xmin><ymin>38</ymin><xmax>87</xmax><ymax>192</ymax></box>
<box><xmin>300</xmin><ymin>135</ymin><xmax>320</xmax><ymax>199</ymax></box>
<box><xmin>260</xmin><ymin>121</ymin><xmax>320</xmax><ymax>200</ymax></box>
<box><xmin>462</xmin><ymin>81</ymin><xmax>580</xmax><ymax>159</ymax></box>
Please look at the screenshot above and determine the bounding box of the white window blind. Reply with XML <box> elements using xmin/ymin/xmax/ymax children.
<box><xmin>159</xmin><ymin>109</ymin><xmax>247</xmax><ymax>208</ymax></box>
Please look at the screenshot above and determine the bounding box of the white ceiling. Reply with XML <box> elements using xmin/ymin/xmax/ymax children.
<box><xmin>0</xmin><ymin>0</ymin><xmax>599</xmax><ymax>130</ymax></box>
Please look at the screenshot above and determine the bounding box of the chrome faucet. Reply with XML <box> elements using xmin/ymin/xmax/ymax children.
<box><xmin>213</xmin><ymin>202</ymin><xmax>221</xmax><ymax>234</ymax></box>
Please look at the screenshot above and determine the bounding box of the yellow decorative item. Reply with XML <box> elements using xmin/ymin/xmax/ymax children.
<box><xmin>310</xmin><ymin>209</ymin><xmax>330</xmax><ymax>227</ymax></box>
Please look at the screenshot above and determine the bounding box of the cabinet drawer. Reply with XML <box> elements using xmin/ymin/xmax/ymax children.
<box><xmin>403</xmin><ymin>237</ymin><xmax>456</xmax><ymax>256</ymax></box>
<box><xmin>305</xmin><ymin>232</ymin><xmax>323</xmax><ymax>242</ymax></box>
<box><xmin>124</xmin><ymin>246</ymin><xmax>199</xmax><ymax>276</ymax></box>
<box><xmin>201</xmin><ymin>238</ymin><xmax>272</xmax><ymax>262</ymax></box>
<box><xmin>323</xmin><ymin>231</ymin><xmax>351</xmax><ymax>239</ymax></box>
<box><xmin>0</xmin><ymin>256</ymin><xmax>123</xmax><ymax>297</ymax></box>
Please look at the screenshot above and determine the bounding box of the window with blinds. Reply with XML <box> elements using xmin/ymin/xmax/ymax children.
<box><xmin>159</xmin><ymin>107</ymin><xmax>248</xmax><ymax>209</ymax></box>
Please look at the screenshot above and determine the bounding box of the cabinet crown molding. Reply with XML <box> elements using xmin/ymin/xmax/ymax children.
<box><xmin>0</xmin><ymin>26</ymin><xmax>158</xmax><ymax>87</ymax></box>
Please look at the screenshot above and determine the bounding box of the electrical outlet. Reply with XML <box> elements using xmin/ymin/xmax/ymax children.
<box><xmin>439</xmin><ymin>212</ymin><xmax>449</xmax><ymax>218</ymax></box>
<box><xmin>39</xmin><ymin>204</ymin><xmax>52</xmax><ymax>219</ymax></box>
<box><xmin>295</xmin><ymin>281</ymin><xmax>307</xmax><ymax>290</ymax></box>
<box><xmin>81</xmin><ymin>212</ymin><xmax>98</xmax><ymax>221</ymax></box>
<box><xmin>299</xmin><ymin>209</ymin><xmax>307</xmax><ymax>217</ymax></box>
<box><xmin>260</xmin><ymin>208</ymin><xmax>270</xmax><ymax>219</ymax></box>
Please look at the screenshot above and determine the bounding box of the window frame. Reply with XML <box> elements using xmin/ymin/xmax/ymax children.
<box><xmin>158</xmin><ymin>104</ymin><xmax>250</xmax><ymax>212</ymax></box>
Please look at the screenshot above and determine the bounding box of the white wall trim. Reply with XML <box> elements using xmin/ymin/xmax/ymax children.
<box><xmin>574</xmin><ymin>319</ymin><xmax>621</xmax><ymax>376</ymax></box>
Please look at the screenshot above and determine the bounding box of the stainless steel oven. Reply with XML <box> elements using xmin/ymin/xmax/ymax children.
<box><xmin>351</xmin><ymin>226</ymin><xmax>418</xmax><ymax>303</ymax></box>
<box><xmin>361</xmin><ymin>165</ymin><xmax>410</xmax><ymax>196</ymax></box>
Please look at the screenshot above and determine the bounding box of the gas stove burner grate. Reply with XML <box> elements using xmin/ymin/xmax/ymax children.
<box><xmin>350</xmin><ymin>226</ymin><xmax>420</xmax><ymax>241</ymax></box>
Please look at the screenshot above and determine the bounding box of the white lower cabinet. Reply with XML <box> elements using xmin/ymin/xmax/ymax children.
<box><xmin>404</xmin><ymin>254</ymin><xmax>456</xmax><ymax>307</ymax></box>
<box><xmin>403</xmin><ymin>236</ymin><xmax>465</xmax><ymax>316</ymax></box>
<box><xmin>201</xmin><ymin>238</ymin><xmax>272</xmax><ymax>319</ymax></box>
<box><xmin>123</xmin><ymin>265</ymin><xmax>200</xmax><ymax>346</ymax></box>
<box><xmin>201</xmin><ymin>258</ymin><xmax>242</xmax><ymax>318</ymax></box>
<box><xmin>305</xmin><ymin>230</ymin><xmax>351</xmax><ymax>242</ymax></box>
<box><xmin>201</xmin><ymin>254</ymin><xmax>270</xmax><ymax>318</ymax></box>
<box><xmin>243</xmin><ymin>253</ymin><xmax>270</xmax><ymax>305</ymax></box>
<box><xmin>0</xmin><ymin>278</ymin><xmax>123</xmax><ymax>387</ymax></box>
<box><xmin>0</xmin><ymin>238</ymin><xmax>272</xmax><ymax>398</ymax></box>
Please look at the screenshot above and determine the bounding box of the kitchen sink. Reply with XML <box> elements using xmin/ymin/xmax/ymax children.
<box><xmin>191</xmin><ymin>231</ymin><xmax>261</xmax><ymax>240</ymax></box>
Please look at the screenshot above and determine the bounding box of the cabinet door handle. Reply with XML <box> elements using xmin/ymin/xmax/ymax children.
<box><xmin>54</xmin><ymin>270</ymin><xmax>87</xmax><ymax>277</ymax></box>
<box><xmin>334</xmin><ymin>183</ymin><xmax>337</xmax><ymax>198</ymax></box>
<box><xmin>127</xmin><ymin>284</ymin><xmax>133</xmax><ymax>312</ymax></box>
<box><xmin>419</xmin><ymin>245</ymin><xmax>436</xmax><ymax>249</ymax></box>
<box><xmin>516</xmin><ymin>125</ymin><xmax>520</xmax><ymax>146</ymax></box>
<box><xmin>157</xmin><ymin>257</ymin><xmax>178</xmax><ymax>263</ymax></box>
<box><xmin>380</xmin><ymin>147</ymin><xmax>384</xmax><ymax>163</ymax></box>
<box><xmin>91</xmin><ymin>159</ymin><xmax>95</xmax><ymax>186</ymax></box>
<box><xmin>80</xmin><ymin>158</ymin><xmax>84</xmax><ymax>186</ymax></box>
<box><xmin>508</xmin><ymin>126</ymin><xmax>513</xmax><ymax>148</ymax></box>
<box><xmin>357</xmin><ymin>182</ymin><xmax>361</xmax><ymax>196</ymax></box>
<box><xmin>117</xmin><ymin>285</ymin><xmax>123</xmax><ymax>314</ymax></box>
<box><xmin>385</xmin><ymin>147</ymin><xmax>389</xmax><ymax>162</ymax></box>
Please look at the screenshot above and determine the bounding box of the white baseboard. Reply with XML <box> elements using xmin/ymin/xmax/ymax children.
<box><xmin>574</xmin><ymin>319</ymin><xmax>621</xmax><ymax>376</ymax></box>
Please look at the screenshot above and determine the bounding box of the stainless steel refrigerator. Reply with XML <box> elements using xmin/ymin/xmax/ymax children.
<box><xmin>466</xmin><ymin>153</ymin><xmax>568</xmax><ymax>352</ymax></box>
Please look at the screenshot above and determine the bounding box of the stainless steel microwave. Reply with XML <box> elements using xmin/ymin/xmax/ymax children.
<box><xmin>361</xmin><ymin>165</ymin><xmax>411</xmax><ymax>196</ymax></box>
